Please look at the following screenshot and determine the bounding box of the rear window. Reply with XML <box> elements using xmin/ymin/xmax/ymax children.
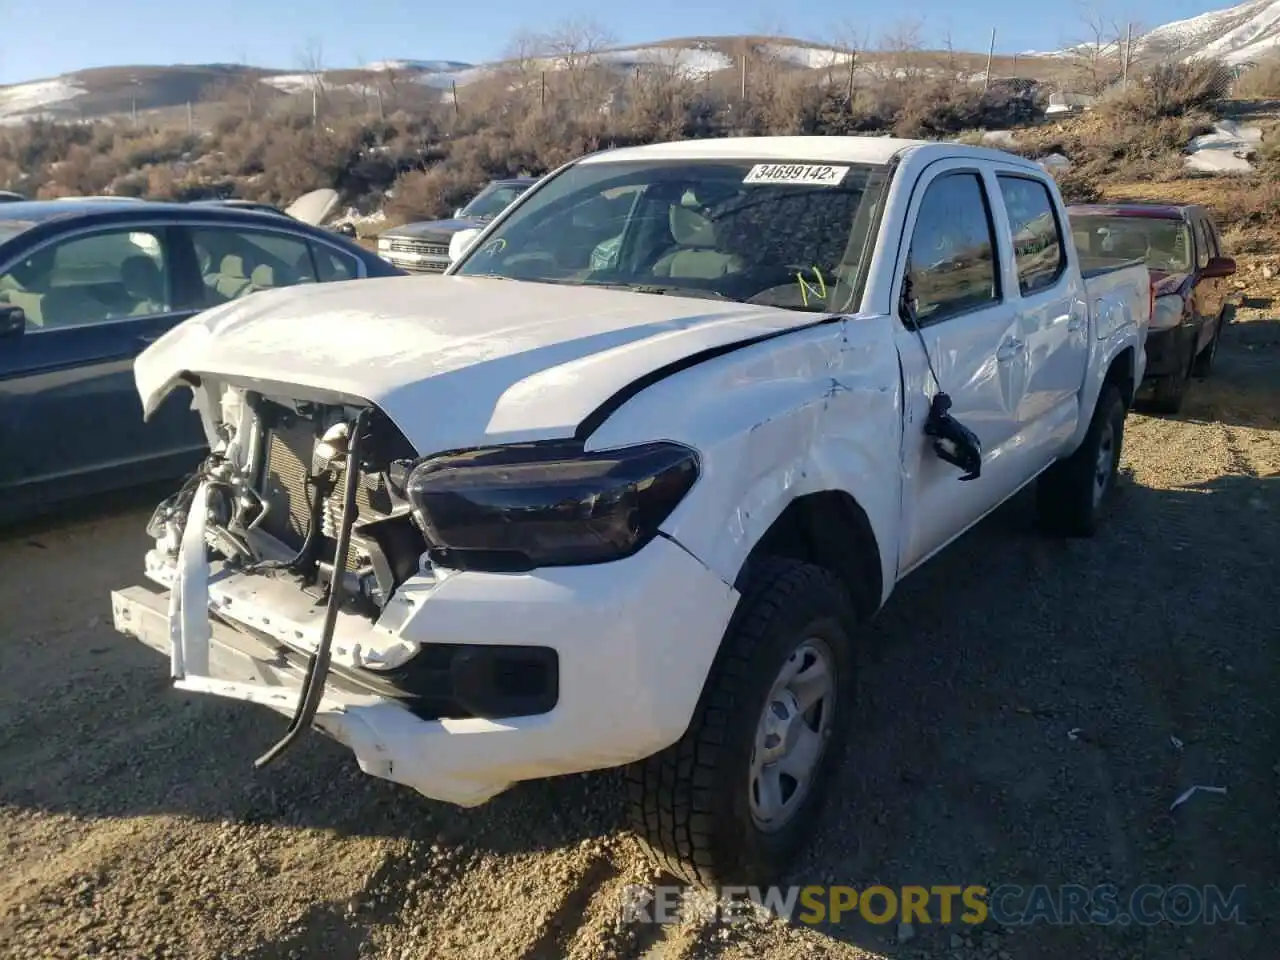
<box><xmin>997</xmin><ymin>176</ymin><xmax>1064</xmax><ymax>295</ymax></box>
<box><xmin>1068</xmin><ymin>215</ymin><xmax>1193</xmax><ymax>273</ymax></box>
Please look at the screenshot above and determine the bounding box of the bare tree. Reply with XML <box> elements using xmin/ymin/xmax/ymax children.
<box><xmin>540</xmin><ymin>18</ymin><xmax>615</xmax><ymax>75</ymax></box>
<box><xmin>534</xmin><ymin>18</ymin><xmax>618</xmax><ymax>118</ymax></box>
<box><xmin>1068</xmin><ymin>5</ymin><xmax>1127</xmax><ymax>96</ymax></box>
<box><xmin>297</xmin><ymin>37</ymin><xmax>328</xmax><ymax>117</ymax></box>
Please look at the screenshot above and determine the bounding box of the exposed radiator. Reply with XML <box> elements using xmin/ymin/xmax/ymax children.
<box><xmin>258</xmin><ymin>420</ymin><xmax>390</xmax><ymax>570</ymax></box>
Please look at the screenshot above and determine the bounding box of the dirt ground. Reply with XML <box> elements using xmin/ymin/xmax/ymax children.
<box><xmin>2</xmin><ymin>312</ymin><xmax>1277</xmax><ymax>960</ymax></box>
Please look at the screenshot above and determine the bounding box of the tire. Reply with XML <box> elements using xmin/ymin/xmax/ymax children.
<box><xmin>626</xmin><ymin>556</ymin><xmax>856</xmax><ymax>889</ymax></box>
<box><xmin>1036</xmin><ymin>383</ymin><xmax>1126</xmax><ymax>539</ymax></box>
<box><xmin>1191</xmin><ymin>319</ymin><xmax>1221</xmax><ymax>379</ymax></box>
<box><xmin>1147</xmin><ymin>350</ymin><xmax>1192</xmax><ymax>414</ymax></box>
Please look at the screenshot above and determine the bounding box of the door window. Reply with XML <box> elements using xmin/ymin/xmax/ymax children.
<box><xmin>0</xmin><ymin>229</ymin><xmax>170</xmax><ymax>330</ymax></box>
<box><xmin>311</xmin><ymin>242</ymin><xmax>359</xmax><ymax>282</ymax></box>
<box><xmin>996</xmin><ymin>176</ymin><xmax>1065</xmax><ymax>295</ymax></box>
<box><xmin>190</xmin><ymin>227</ymin><xmax>319</xmax><ymax>306</ymax></box>
<box><xmin>905</xmin><ymin>172</ymin><xmax>1001</xmax><ymax>323</ymax></box>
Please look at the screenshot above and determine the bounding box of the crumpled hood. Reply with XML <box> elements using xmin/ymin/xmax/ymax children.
<box><xmin>135</xmin><ymin>275</ymin><xmax>833</xmax><ymax>455</ymax></box>
<box><xmin>384</xmin><ymin>218</ymin><xmax>480</xmax><ymax>240</ymax></box>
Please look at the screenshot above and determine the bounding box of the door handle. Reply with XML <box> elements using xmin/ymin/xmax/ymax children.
<box><xmin>138</xmin><ymin>334</ymin><xmax>161</xmax><ymax>345</ymax></box>
<box><xmin>996</xmin><ymin>338</ymin><xmax>1025</xmax><ymax>362</ymax></box>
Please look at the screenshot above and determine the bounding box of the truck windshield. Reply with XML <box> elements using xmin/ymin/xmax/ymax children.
<box><xmin>1069</xmin><ymin>215</ymin><xmax>1193</xmax><ymax>273</ymax></box>
<box><xmin>453</xmin><ymin>159</ymin><xmax>889</xmax><ymax>313</ymax></box>
<box><xmin>462</xmin><ymin>182</ymin><xmax>531</xmax><ymax>220</ymax></box>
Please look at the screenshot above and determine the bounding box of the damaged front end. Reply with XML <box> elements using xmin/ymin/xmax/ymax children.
<box><xmin>116</xmin><ymin>375</ymin><xmax>706</xmax><ymax>786</ymax></box>
<box><xmin>145</xmin><ymin>385</ymin><xmax>439</xmax><ymax>766</ymax></box>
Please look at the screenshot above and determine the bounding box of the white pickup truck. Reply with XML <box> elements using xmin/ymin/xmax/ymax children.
<box><xmin>112</xmin><ymin>136</ymin><xmax>1150</xmax><ymax>888</ymax></box>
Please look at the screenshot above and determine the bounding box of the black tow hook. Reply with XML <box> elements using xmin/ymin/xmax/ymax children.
<box><xmin>255</xmin><ymin>408</ymin><xmax>369</xmax><ymax>769</ymax></box>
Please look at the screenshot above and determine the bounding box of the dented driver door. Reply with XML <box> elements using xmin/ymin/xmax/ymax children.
<box><xmin>891</xmin><ymin>162</ymin><xmax>1029</xmax><ymax>575</ymax></box>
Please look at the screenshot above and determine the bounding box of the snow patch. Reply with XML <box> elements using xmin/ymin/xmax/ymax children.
<box><xmin>764</xmin><ymin>44</ymin><xmax>855</xmax><ymax>70</ymax></box>
<box><xmin>1185</xmin><ymin>120</ymin><xmax>1260</xmax><ymax>172</ymax></box>
<box><xmin>1037</xmin><ymin>153</ymin><xmax>1072</xmax><ymax>172</ymax></box>
<box><xmin>0</xmin><ymin>77</ymin><xmax>86</xmax><ymax>122</ymax></box>
<box><xmin>361</xmin><ymin>59</ymin><xmax>473</xmax><ymax>73</ymax></box>
<box><xmin>597</xmin><ymin>46</ymin><xmax>734</xmax><ymax>78</ymax></box>
<box><xmin>982</xmin><ymin>130</ymin><xmax>1019</xmax><ymax>147</ymax></box>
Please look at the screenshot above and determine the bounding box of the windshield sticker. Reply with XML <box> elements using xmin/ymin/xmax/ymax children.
<box><xmin>743</xmin><ymin>164</ymin><xmax>849</xmax><ymax>186</ymax></box>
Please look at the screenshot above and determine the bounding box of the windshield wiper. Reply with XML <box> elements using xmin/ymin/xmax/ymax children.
<box><xmin>463</xmin><ymin>276</ymin><xmax>736</xmax><ymax>301</ymax></box>
<box><xmin>583</xmin><ymin>281</ymin><xmax>734</xmax><ymax>301</ymax></box>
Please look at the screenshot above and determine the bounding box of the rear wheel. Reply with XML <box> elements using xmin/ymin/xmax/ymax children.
<box><xmin>626</xmin><ymin>557</ymin><xmax>856</xmax><ymax>888</ymax></box>
<box><xmin>1036</xmin><ymin>383</ymin><xmax>1126</xmax><ymax>538</ymax></box>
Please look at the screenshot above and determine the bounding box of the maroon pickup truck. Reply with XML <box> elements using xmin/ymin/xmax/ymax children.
<box><xmin>1068</xmin><ymin>202</ymin><xmax>1235</xmax><ymax>414</ymax></box>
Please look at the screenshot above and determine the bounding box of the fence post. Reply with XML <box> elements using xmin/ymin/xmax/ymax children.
<box><xmin>1122</xmin><ymin>23</ymin><xmax>1133</xmax><ymax>88</ymax></box>
<box><xmin>984</xmin><ymin>28</ymin><xmax>995</xmax><ymax>92</ymax></box>
<box><xmin>452</xmin><ymin>81</ymin><xmax>459</xmax><ymax>119</ymax></box>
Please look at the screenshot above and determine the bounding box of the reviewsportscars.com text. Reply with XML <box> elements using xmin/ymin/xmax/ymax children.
<box><xmin>618</xmin><ymin>883</ymin><xmax>1247</xmax><ymax>928</ymax></box>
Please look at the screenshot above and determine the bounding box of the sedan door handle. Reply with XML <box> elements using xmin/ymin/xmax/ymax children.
<box><xmin>996</xmin><ymin>338</ymin><xmax>1025</xmax><ymax>362</ymax></box>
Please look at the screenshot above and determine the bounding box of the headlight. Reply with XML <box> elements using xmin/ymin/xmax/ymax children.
<box><xmin>377</xmin><ymin>236</ymin><xmax>393</xmax><ymax>250</ymax></box>
<box><xmin>1150</xmin><ymin>294</ymin><xmax>1186</xmax><ymax>331</ymax></box>
<box><xmin>404</xmin><ymin>440</ymin><xmax>700</xmax><ymax>571</ymax></box>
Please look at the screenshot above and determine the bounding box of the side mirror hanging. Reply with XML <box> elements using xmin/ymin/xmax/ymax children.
<box><xmin>924</xmin><ymin>393</ymin><xmax>983</xmax><ymax>481</ymax></box>
<box><xmin>900</xmin><ymin>273</ymin><xmax>983</xmax><ymax>482</ymax></box>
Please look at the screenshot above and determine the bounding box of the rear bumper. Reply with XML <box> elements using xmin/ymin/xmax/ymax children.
<box><xmin>112</xmin><ymin>536</ymin><xmax>738</xmax><ymax>806</ymax></box>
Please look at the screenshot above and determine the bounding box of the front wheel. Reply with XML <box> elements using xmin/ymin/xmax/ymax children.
<box><xmin>626</xmin><ymin>557</ymin><xmax>856</xmax><ymax>888</ymax></box>
<box><xmin>1036</xmin><ymin>383</ymin><xmax>1126</xmax><ymax>538</ymax></box>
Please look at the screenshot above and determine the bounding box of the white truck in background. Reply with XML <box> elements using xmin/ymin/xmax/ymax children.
<box><xmin>111</xmin><ymin>136</ymin><xmax>1150</xmax><ymax>888</ymax></box>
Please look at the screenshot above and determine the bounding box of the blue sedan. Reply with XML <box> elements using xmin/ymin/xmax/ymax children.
<box><xmin>0</xmin><ymin>200</ymin><xmax>404</xmax><ymax>522</ymax></box>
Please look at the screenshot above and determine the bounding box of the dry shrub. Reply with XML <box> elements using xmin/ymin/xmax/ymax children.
<box><xmin>1229</xmin><ymin>56</ymin><xmax>1280</xmax><ymax>99</ymax></box>
<box><xmin>1097</xmin><ymin>59</ymin><xmax>1230</xmax><ymax>122</ymax></box>
<box><xmin>893</xmin><ymin>81</ymin><xmax>1043</xmax><ymax>139</ymax></box>
<box><xmin>384</xmin><ymin>165</ymin><xmax>486</xmax><ymax>223</ymax></box>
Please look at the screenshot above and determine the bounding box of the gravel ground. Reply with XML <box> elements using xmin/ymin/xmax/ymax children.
<box><xmin>2</xmin><ymin>313</ymin><xmax>1277</xmax><ymax>960</ymax></box>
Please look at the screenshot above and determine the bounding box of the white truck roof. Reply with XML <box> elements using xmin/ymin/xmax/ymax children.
<box><xmin>578</xmin><ymin>135</ymin><xmax>1044</xmax><ymax>172</ymax></box>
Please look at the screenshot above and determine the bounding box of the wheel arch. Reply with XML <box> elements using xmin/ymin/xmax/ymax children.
<box><xmin>732</xmin><ymin>490</ymin><xmax>885</xmax><ymax>622</ymax></box>
<box><xmin>1104</xmin><ymin>344</ymin><xmax>1136</xmax><ymax>409</ymax></box>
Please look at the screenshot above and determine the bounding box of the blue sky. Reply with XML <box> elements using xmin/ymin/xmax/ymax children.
<box><xmin>0</xmin><ymin>0</ymin><xmax>1232</xmax><ymax>85</ymax></box>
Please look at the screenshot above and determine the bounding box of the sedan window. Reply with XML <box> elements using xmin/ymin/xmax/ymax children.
<box><xmin>191</xmin><ymin>227</ymin><xmax>319</xmax><ymax>306</ymax></box>
<box><xmin>0</xmin><ymin>229</ymin><xmax>170</xmax><ymax>330</ymax></box>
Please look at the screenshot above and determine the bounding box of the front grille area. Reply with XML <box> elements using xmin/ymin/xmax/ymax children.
<box><xmin>386</xmin><ymin>238</ymin><xmax>450</xmax><ymax>258</ymax></box>
<box><xmin>384</xmin><ymin>237</ymin><xmax>451</xmax><ymax>274</ymax></box>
